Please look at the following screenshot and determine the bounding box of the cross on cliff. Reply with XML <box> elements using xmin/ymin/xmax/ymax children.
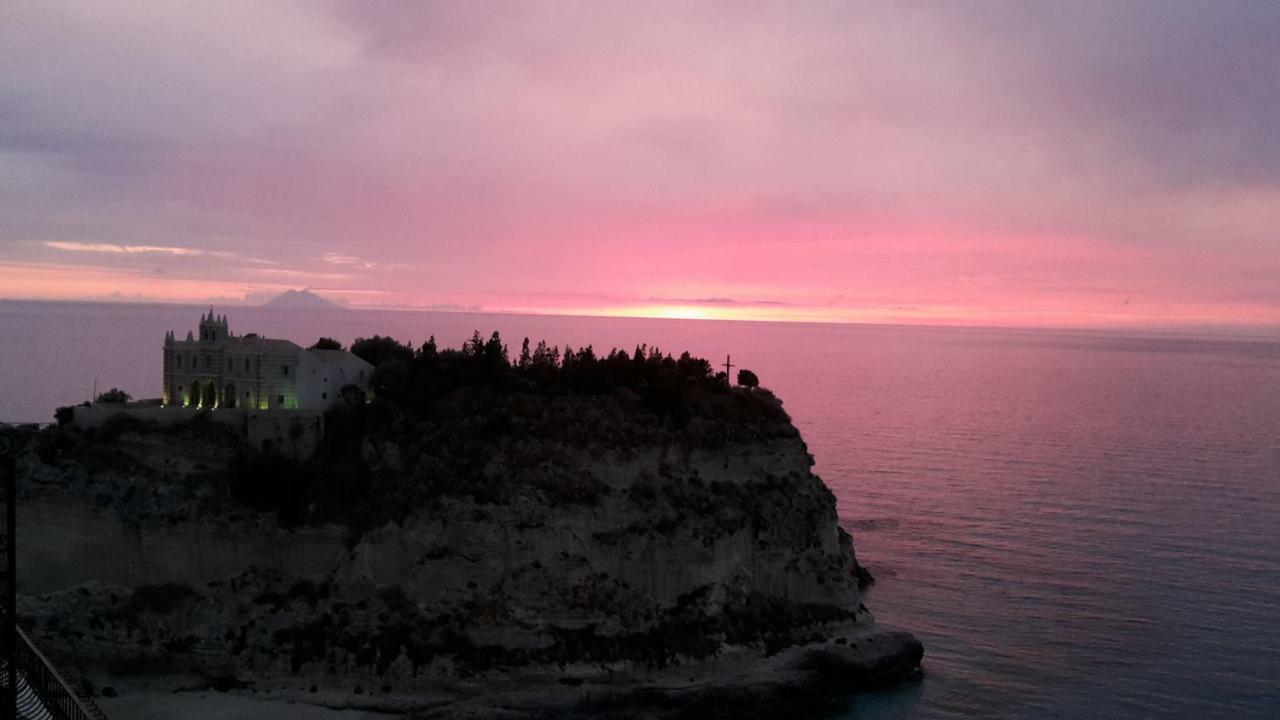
<box><xmin>723</xmin><ymin>354</ymin><xmax>735</xmax><ymax>384</ymax></box>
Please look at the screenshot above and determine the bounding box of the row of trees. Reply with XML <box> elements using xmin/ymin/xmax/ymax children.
<box><xmin>322</xmin><ymin>331</ymin><xmax>760</xmax><ymax>422</ymax></box>
<box><xmin>78</xmin><ymin>333</ymin><xmax>754</xmax><ymax>418</ymax></box>
<box><xmin>218</xmin><ymin>332</ymin><xmax>773</xmax><ymax>531</ymax></box>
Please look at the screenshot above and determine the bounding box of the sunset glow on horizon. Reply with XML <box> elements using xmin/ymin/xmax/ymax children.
<box><xmin>4</xmin><ymin>3</ymin><xmax>1280</xmax><ymax>331</ymax></box>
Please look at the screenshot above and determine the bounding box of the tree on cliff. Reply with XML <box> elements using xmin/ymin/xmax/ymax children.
<box><xmin>519</xmin><ymin>337</ymin><xmax>532</xmax><ymax>368</ymax></box>
<box><xmin>372</xmin><ymin>358</ymin><xmax>412</xmax><ymax>398</ymax></box>
<box><xmin>96</xmin><ymin>388</ymin><xmax>132</xmax><ymax>404</ymax></box>
<box><xmin>676</xmin><ymin>352</ymin><xmax>713</xmax><ymax>381</ymax></box>
<box><xmin>530</xmin><ymin>340</ymin><xmax>559</xmax><ymax>369</ymax></box>
<box><xmin>309</xmin><ymin>337</ymin><xmax>343</xmax><ymax>351</ymax></box>
<box><xmin>419</xmin><ymin>335</ymin><xmax>438</xmax><ymax>360</ymax></box>
<box><xmin>54</xmin><ymin>405</ymin><xmax>78</xmax><ymax>425</ymax></box>
<box><xmin>737</xmin><ymin>369</ymin><xmax>760</xmax><ymax>389</ymax></box>
<box><xmin>351</xmin><ymin>335</ymin><xmax>414</xmax><ymax>367</ymax></box>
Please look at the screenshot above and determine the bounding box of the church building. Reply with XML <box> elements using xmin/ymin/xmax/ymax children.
<box><xmin>162</xmin><ymin>310</ymin><xmax>373</xmax><ymax>410</ymax></box>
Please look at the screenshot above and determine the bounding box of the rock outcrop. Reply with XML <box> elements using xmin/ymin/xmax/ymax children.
<box><xmin>17</xmin><ymin>386</ymin><xmax>922</xmax><ymax>717</ymax></box>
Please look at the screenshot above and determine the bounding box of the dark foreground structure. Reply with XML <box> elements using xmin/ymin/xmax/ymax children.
<box><xmin>0</xmin><ymin>427</ymin><xmax>109</xmax><ymax>720</ymax></box>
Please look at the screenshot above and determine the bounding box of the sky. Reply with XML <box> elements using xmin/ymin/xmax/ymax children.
<box><xmin>3</xmin><ymin>1</ymin><xmax>1280</xmax><ymax>329</ymax></box>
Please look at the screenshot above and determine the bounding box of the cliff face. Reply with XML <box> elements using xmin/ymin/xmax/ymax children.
<box><xmin>18</xmin><ymin>390</ymin><xmax>921</xmax><ymax>718</ymax></box>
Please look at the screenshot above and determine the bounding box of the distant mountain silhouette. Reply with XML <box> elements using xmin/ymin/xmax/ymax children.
<box><xmin>261</xmin><ymin>288</ymin><xmax>342</xmax><ymax>310</ymax></box>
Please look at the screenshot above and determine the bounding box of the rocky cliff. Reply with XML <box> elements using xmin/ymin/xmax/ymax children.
<box><xmin>18</xmin><ymin>358</ymin><xmax>921</xmax><ymax>718</ymax></box>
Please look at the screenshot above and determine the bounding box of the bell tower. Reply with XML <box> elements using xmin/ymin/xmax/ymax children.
<box><xmin>199</xmin><ymin>308</ymin><xmax>229</xmax><ymax>343</ymax></box>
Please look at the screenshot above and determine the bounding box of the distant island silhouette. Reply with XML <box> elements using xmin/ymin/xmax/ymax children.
<box><xmin>261</xmin><ymin>288</ymin><xmax>342</xmax><ymax>310</ymax></box>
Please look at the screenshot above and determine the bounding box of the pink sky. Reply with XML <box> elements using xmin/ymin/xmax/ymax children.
<box><xmin>3</xmin><ymin>2</ymin><xmax>1280</xmax><ymax>329</ymax></box>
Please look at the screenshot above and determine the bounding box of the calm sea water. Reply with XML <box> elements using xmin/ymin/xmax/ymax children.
<box><xmin>2</xmin><ymin>300</ymin><xmax>1279</xmax><ymax>718</ymax></box>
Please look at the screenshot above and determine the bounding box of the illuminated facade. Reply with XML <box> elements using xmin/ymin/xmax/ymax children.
<box><xmin>162</xmin><ymin>310</ymin><xmax>372</xmax><ymax>410</ymax></box>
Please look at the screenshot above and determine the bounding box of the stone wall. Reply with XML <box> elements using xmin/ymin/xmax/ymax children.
<box><xmin>17</xmin><ymin>496</ymin><xmax>348</xmax><ymax>594</ymax></box>
<box><xmin>71</xmin><ymin>405</ymin><xmax>325</xmax><ymax>459</ymax></box>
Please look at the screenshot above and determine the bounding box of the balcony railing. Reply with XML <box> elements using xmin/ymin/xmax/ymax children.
<box><xmin>1</xmin><ymin>624</ymin><xmax>109</xmax><ymax>720</ymax></box>
<box><xmin>1</xmin><ymin>426</ymin><xmax>108</xmax><ymax>718</ymax></box>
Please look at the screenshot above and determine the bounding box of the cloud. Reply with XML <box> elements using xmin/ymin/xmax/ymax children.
<box><xmin>319</xmin><ymin>252</ymin><xmax>413</xmax><ymax>271</ymax></box>
<box><xmin>248</xmin><ymin>267</ymin><xmax>355</xmax><ymax>282</ymax></box>
<box><xmin>320</xmin><ymin>253</ymin><xmax>362</xmax><ymax>265</ymax></box>
<box><xmin>40</xmin><ymin>240</ymin><xmax>279</xmax><ymax>268</ymax></box>
<box><xmin>3</xmin><ymin>2</ymin><xmax>1280</xmax><ymax>326</ymax></box>
<box><xmin>45</xmin><ymin>241</ymin><xmax>216</xmax><ymax>257</ymax></box>
<box><xmin>648</xmin><ymin>296</ymin><xmax>786</xmax><ymax>307</ymax></box>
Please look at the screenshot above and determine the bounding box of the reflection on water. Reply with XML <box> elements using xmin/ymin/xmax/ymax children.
<box><xmin>3</xmin><ymin>301</ymin><xmax>1278</xmax><ymax>719</ymax></box>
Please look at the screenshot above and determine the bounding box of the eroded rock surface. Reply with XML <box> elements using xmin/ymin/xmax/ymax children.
<box><xmin>18</xmin><ymin>389</ymin><xmax>921</xmax><ymax>717</ymax></box>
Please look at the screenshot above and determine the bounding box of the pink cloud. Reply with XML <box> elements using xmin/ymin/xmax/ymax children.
<box><xmin>2</xmin><ymin>2</ymin><xmax>1280</xmax><ymax>329</ymax></box>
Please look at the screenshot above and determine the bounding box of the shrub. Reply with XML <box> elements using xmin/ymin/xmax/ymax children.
<box><xmin>351</xmin><ymin>336</ymin><xmax>414</xmax><ymax>367</ymax></box>
<box><xmin>96</xmin><ymin>388</ymin><xmax>132</xmax><ymax>404</ymax></box>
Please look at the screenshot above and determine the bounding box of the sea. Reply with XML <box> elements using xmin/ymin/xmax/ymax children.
<box><xmin>2</xmin><ymin>300</ymin><xmax>1278</xmax><ymax>719</ymax></box>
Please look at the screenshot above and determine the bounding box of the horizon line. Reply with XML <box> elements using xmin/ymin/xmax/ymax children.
<box><xmin>3</xmin><ymin>295</ymin><xmax>1279</xmax><ymax>342</ymax></box>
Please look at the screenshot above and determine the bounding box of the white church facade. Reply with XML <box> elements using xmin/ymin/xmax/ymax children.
<box><xmin>162</xmin><ymin>310</ymin><xmax>373</xmax><ymax>410</ymax></box>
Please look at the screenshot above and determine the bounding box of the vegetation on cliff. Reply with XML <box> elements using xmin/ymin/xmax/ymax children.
<box><xmin>35</xmin><ymin>333</ymin><xmax>794</xmax><ymax>537</ymax></box>
<box><xmin>228</xmin><ymin>332</ymin><xmax>794</xmax><ymax>533</ymax></box>
<box><xmin>346</xmin><ymin>330</ymin><xmax>772</xmax><ymax>426</ymax></box>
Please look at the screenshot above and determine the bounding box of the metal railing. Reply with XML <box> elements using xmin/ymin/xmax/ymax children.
<box><xmin>0</xmin><ymin>426</ymin><xmax>109</xmax><ymax>720</ymax></box>
<box><xmin>2</xmin><ymin>624</ymin><xmax>109</xmax><ymax>720</ymax></box>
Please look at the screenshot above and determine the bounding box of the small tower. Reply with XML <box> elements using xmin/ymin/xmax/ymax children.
<box><xmin>199</xmin><ymin>308</ymin><xmax>229</xmax><ymax>343</ymax></box>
